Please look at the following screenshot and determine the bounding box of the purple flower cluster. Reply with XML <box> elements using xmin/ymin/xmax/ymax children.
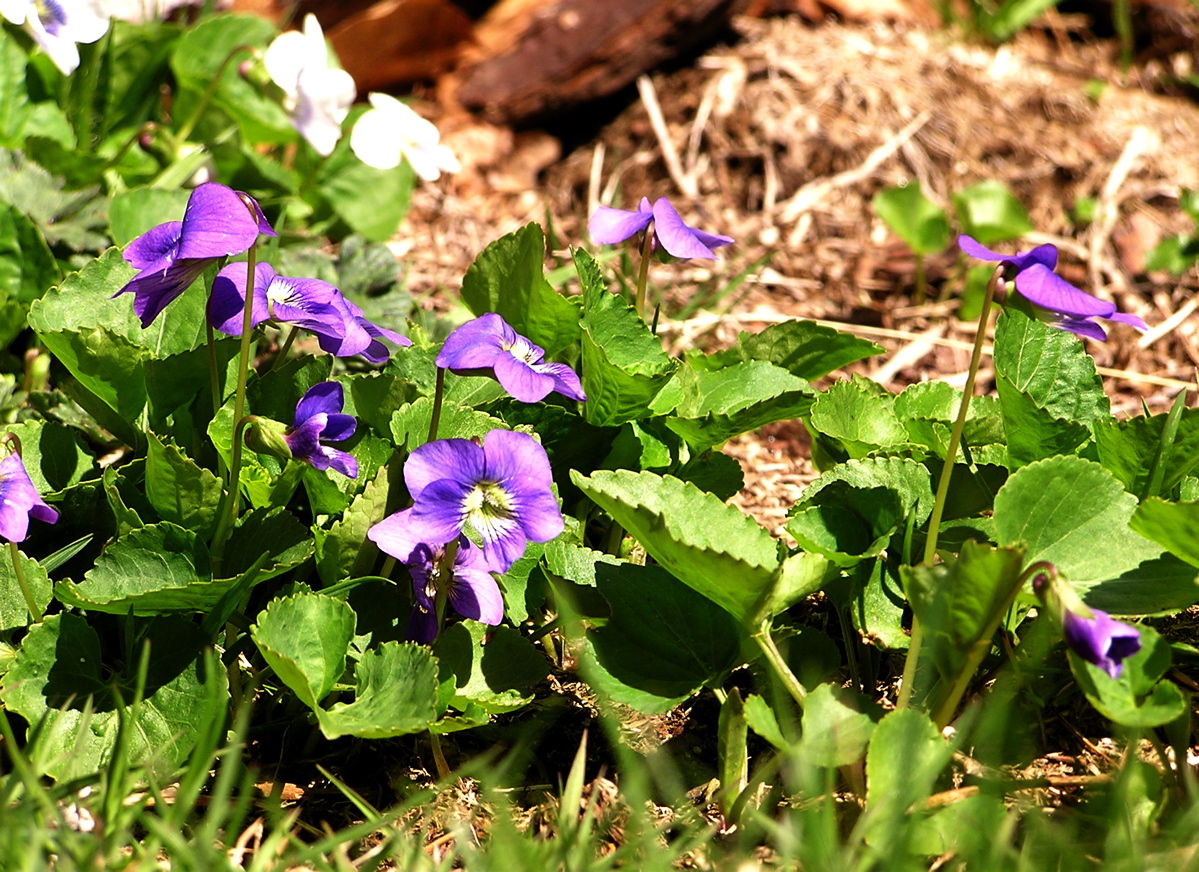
<box><xmin>285</xmin><ymin>383</ymin><xmax>358</xmax><ymax>478</ymax></box>
<box><xmin>115</xmin><ymin>184</ymin><xmax>276</xmax><ymax>328</ymax></box>
<box><xmin>959</xmin><ymin>235</ymin><xmax>1147</xmax><ymax>341</ymax></box>
<box><xmin>0</xmin><ymin>452</ymin><xmax>58</xmax><ymax>544</ymax></box>
<box><xmin>590</xmin><ymin>197</ymin><xmax>733</xmax><ymax>260</ymax></box>
<box><xmin>369</xmin><ymin>429</ymin><xmax>563</xmax><ymax>640</ymax></box>
<box><xmin>437</xmin><ymin>314</ymin><xmax>584</xmax><ymax>404</ymax></box>
<box><xmin>208</xmin><ymin>263</ymin><xmax>409</xmax><ymax>363</ymax></box>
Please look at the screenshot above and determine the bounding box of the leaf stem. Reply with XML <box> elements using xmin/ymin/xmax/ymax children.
<box><xmin>753</xmin><ymin>622</ymin><xmax>807</xmax><ymax>708</ymax></box>
<box><xmin>9</xmin><ymin>542</ymin><xmax>41</xmax><ymax>624</ymax></box>
<box><xmin>913</xmin><ymin>252</ymin><xmax>927</xmax><ymax>306</ymax></box>
<box><xmin>175</xmin><ymin>45</ymin><xmax>255</xmax><ymax>143</ymax></box>
<box><xmin>271</xmin><ymin>326</ymin><xmax>301</xmax><ymax>373</ymax></box>
<box><xmin>898</xmin><ymin>265</ymin><xmax>1001</xmax><ymax>710</ymax></box>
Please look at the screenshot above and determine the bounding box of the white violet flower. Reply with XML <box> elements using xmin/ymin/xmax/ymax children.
<box><xmin>0</xmin><ymin>0</ymin><xmax>110</xmax><ymax>74</ymax></box>
<box><xmin>264</xmin><ymin>13</ymin><xmax>355</xmax><ymax>157</ymax></box>
<box><xmin>350</xmin><ymin>92</ymin><xmax>459</xmax><ymax>181</ymax></box>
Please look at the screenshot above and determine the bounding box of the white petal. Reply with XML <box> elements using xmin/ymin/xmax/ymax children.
<box><xmin>62</xmin><ymin>1</ymin><xmax>111</xmax><ymax>45</ymax></box>
<box><xmin>0</xmin><ymin>0</ymin><xmax>30</xmax><ymax>26</ymax></box>
<box><xmin>301</xmin><ymin>13</ymin><xmax>327</xmax><ymax>64</ymax></box>
<box><xmin>26</xmin><ymin>14</ymin><xmax>81</xmax><ymax>74</ymax></box>
<box><xmin>264</xmin><ymin>28</ymin><xmax>308</xmax><ymax>96</ymax></box>
<box><xmin>350</xmin><ymin>107</ymin><xmax>402</xmax><ymax>170</ymax></box>
<box><xmin>293</xmin><ymin>66</ymin><xmax>355</xmax><ymax>156</ymax></box>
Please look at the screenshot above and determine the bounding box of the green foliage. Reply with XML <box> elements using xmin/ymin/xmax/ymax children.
<box><xmin>952</xmin><ymin>179</ymin><xmax>1033</xmax><ymax>244</ymax></box>
<box><xmin>872</xmin><ymin>181</ymin><xmax>951</xmax><ymax>254</ymax></box>
<box><xmin>1069</xmin><ymin>625</ymin><xmax>1187</xmax><ymax>728</ymax></box>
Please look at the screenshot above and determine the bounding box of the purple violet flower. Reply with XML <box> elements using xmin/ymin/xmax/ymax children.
<box><xmin>381</xmin><ymin>429</ymin><xmax>563</xmax><ymax>573</ymax></box>
<box><xmin>0</xmin><ymin>452</ymin><xmax>59</xmax><ymax>544</ymax></box>
<box><xmin>436</xmin><ymin>313</ymin><xmax>585</xmax><ymax>404</ymax></box>
<box><xmin>207</xmin><ymin>263</ymin><xmax>410</xmax><ymax>362</ymax></box>
<box><xmin>1062</xmin><ymin>607</ymin><xmax>1141</xmax><ymax>679</ymax></box>
<box><xmin>319</xmin><ymin>295</ymin><xmax>411</xmax><ymax>364</ymax></box>
<box><xmin>589</xmin><ymin>197</ymin><xmax>733</xmax><ymax>260</ymax></box>
<box><xmin>284</xmin><ymin>383</ymin><xmax>358</xmax><ymax>478</ymax></box>
<box><xmin>959</xmin><ymin>235</ymin><xmax>1147</xmax><ymax>340</ymax></box>
<box><xmin>115</xmin><ymin>183</ymin><xmax>276</xmax><ymax>328</ymax></box>
<box><xmin>367</xmin><ymin>514</ymin><xmax>503</xmax><ymax>643</ymax></box>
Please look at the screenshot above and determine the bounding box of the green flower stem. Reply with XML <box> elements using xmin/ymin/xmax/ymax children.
<box><xmin>898</xmin><ymin>265</ymin><xmax>1001</xmax><ymax>710</ymax></box>
<box><xmin>175</xmin><ymin>45</ymin><xmax>255</xmax><ymax>143</ymax></box>
<box><xmin>427</xmin><ymin>368</ymin><xmax>446</xmax><ymax>444</ymax></box>
<box><xmin>9</xmin><ymin>542</ymin><xmax>42</xmax><ymax>624</ymax></box>
<box><xmin>429</xmin><ymin>732</ymin><xmax>451</xmax><ymax>780</ymax></box>
<box><xmin>225</xmin><ymin>232</ymin><xmax>260</xmax><ymax>501</ymax></box>
<box><xmin>635</xmin><ymin>229</ymin><xmax>654</xmax><ymax>321</ymax></box>
<box><xmin>931</xmin><ymin>560</ymin><xmax>1053</xmax><ymax>729</ymax></box>
<box><xmin>270</xmin><ymin>326</ymin><xmax>301</xmax><ymax>373</ymax></box>
<box><xmin>379</xmin><ymin>555</ymin><xmax>397</xmax><ymax>580</ymax></box>
<box><xmin>211</xmin><ymin>414</ymin><xmax>256</xmax><ymax>570</ymax></box>
<box><xmin>753</xmin><ymin>622</ymin><xmax>807</xmax><ymax>709</ymax></box>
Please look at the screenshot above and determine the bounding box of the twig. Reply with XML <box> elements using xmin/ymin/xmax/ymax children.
<box><xmin>1138</xmin><ymin>295</ymin><xmax>1198</xmax><ymax>349</ymax></box>
<box><xmin>587</xmin><ymin>142</ymin><xmax>605</xmax><ymax>227</ymax></box>
<box><xmin>777</xmin><ymin>111</ymin><xmax>931</xmax><ymax>226</ymax></box>
<box><xmin>1088</xmin><ymin>126</ymin><xmax>1156</xmax><ymax>292</ymax></box>
<box><xmin>637</xmin><ymin>75</ymin><xmax>698</xmax><ymax>199</ymax></box>
<box><xmin>868</xmin><ymin>324</ymin><xmax>945</xmax><ymax>386</ymax></box>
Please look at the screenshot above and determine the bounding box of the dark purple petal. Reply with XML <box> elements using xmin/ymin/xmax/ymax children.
<box><xmin>124</xmin><ymin>221</ymin><xmax>183</xmax><ymax>273</ymax></box>
<box><xmin>320</xmin><ymin>413</ymin><xmax>357</xmax><ymax>443</ymax></box>
<box><xmin>436</xmin><ymin>313</ymin><xmax>513</xmax><ymax>370</ymax></box>
<box><xmin>407</xmin><ymin>477</ymin><xmax>474</xmax><ymax>545</ymax></box>
<box><xmin>535</xmin><ymin>362</ymin><xmax>586</xmax><ymax>402</ymax></box>
<box><xmin>207</xmin><ymin>262</ymin><xmax>274</xmax><ymax>336</ymax></box>
<box><xmin>589</xmin><ymin>205</ymin><xmax>654</xmax><ymax>244</ymax></box>
<box><xmin>958</xmin><ymin>235</ymin><xmax>1058</xmax><ymax>272</ymax></box>
<box><xmin>322</xmin><ymin>446</ymin><xmax>358</xmax><ymax>479</ymax></box>
<box><xmin>118</xmin><ymin>260</ymin><xmax>210</xmax><ymax>328</ymax></box>
<box><xmin>176</xmin><ymin>183</ymin><xmax>270</xmax><ymax>261</ymax></box>
<box><xmin>406</xmin><ymin>605</ymin><xmax>439</xmax><ymax>644</ymax></box>
<box><xmin>404</xmin><ymin>438</ymin><xmax>486</xmax><ymax>500</ymax></box>
<box><xmin>1108</xmin><ymin>311</ymin><xmax>1148</xmax><ymax>331</ymax></box>
<box><xmin>264</xmin><ymin>274</ymin><xmax>342</xmax><ymax>331</ymax></box>
<box><xmin>1053</xmin><ymin>316</ymin><xmax>1108</xmax><ymax>342</ymax></box>
<box><xmin>284</xmin><ymin>417</ymin><xmax>326</xmax><ymax>467</ymax></box>
<box><xmin>0</xmin><ymin>453</ymin><xmax>58</xmax><ymax>544</ymax></box>
<box><xmin>368</xmin><ymin>508</ymin><xmax>423</xmax><ymax>563</ymax></box>
<box><xmin>481</xmin><ymin>429</ymin><xmax>555</xmax><ymax>494</ymax></box>
<box><xmin>448</xmin><ymin>562</ymin><xmax>504</xmax><ymax>626</ymax></box>
<box><xmin>294</xmin><ymin>382</ymin><xmax>345</xmax><ymax>427</ymax></box>
<box><xmin>651</xmin><ymin>198</ymin><xmax>723</xmax><ymax>260</ymax></box>
<box><xmin>1063</xmin><ymin>608</ymin><xmax>1141</xmax><ymax>679</ymax></box>
<box><xmin>492</xmin><ymin>354</ymin><xmax>556</xmax><ymax>403</ymax></box>
<box><xmin>1015</xmin><ymin>264</ymin><xmax>1115</xmax><ymax>319</ymax></box>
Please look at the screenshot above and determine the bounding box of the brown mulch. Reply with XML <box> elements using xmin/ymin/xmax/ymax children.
<box><xmin>399</xmin><ymin>13</ymin><xmax>1199</xmax><ymax>533</ymax></box>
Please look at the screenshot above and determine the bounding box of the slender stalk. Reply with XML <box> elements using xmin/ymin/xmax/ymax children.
<box><xmin>634</xmin><ymin>230</ymin><xmax>654</xmax><ymax>320</ymax></box>
<box><xmin>270</xmin><ymin>326</ymin><xmax>301</xmax><ymax>373</ymax></box>
<box><xmin>211</xmin><ymin>414</ymin><xmax>255</xmax><ymax>569</ymax></box>
<box><xmin>175</xmin><ymin>45</ymin><xmax>255</xmax><ymax>143</ymax></box>
<box><xmin>753</xmin><ymin>623</ymin><xmax>807</xmax><ymax>708</ymax></box>
<box><xmin>898</xmin><ymin>266</ymin><xmax>1001</xmax><ymax>710</ymax></box>
<box><xmin>429</xmin><ymin>733</ymin><xmax>451</xmax><ymax>780</ymax></box>
<box><xmin>931</xmin><ymin>560</ymin><xmax>1052</xmax><ymax>728</ymax></box>
<box><xmin>9</xmin><ymin>542</ymin><xmax>42</xmax><ymax>624</ymax></box>
<box><xmin>222</xmin><ymin>236</ymin><xmax>260</xmax><ymax>531</ymax></box>
<box><xmin>379</xmin><ymin>555</ymin><xmax>397</xmax><ymax>580</ymax></box>
<box><xmin>426</xmin><ymin>368</ymin><xmax>446</xmax><ymax>445</ymax></box>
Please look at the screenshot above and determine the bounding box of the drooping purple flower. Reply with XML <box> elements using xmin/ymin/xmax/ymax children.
<box><xmin>0</xmin><ymin>452</ymin><xmax>58</xmax><ymax>544</ymax></box>
<box><xmin>436</xmin><ymin>313</ymin><xmax>585</xmax><ymax>404</ymax></box>
<box><xmin>1062</xmin><ymin>607</ymin><xmax>1141</xmax><ymax>679</ymax></box>
<box><xmin>390</xmin><ymin>429</ymin><xmax>563</xmax><ymax>573</ymax></box>
<box><xmin>589</xmin><ymin>197</ymin><xmax>733</xmax><ymax>260</ymax></box>
<box><xmin>284</xmin><ymin>382</ymin><xmax>357</xmax><ymax>478</ymax></box>
<box><xmin>115</xmin><ymin>183</ymin><xmax>276</xmax><ymax>328</ymax></box>
<box><xmin>318</xmin><ymin>294</ymin><xmax>411</xmax><ymax>363</ymax></box>
<box><xmin>207</xmin><ymin>263</ymin><xmax>410</xmax><ymax>362</ymax></box>
<box><xmin>959</xmin><ymin>235</ymin><xmax>1147</xmax><ymax>340</ymax></box>
<box><xmin>367</xmin><ymin>512</ymin><xmax>503</xmax><ymax>643</ymax></box>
